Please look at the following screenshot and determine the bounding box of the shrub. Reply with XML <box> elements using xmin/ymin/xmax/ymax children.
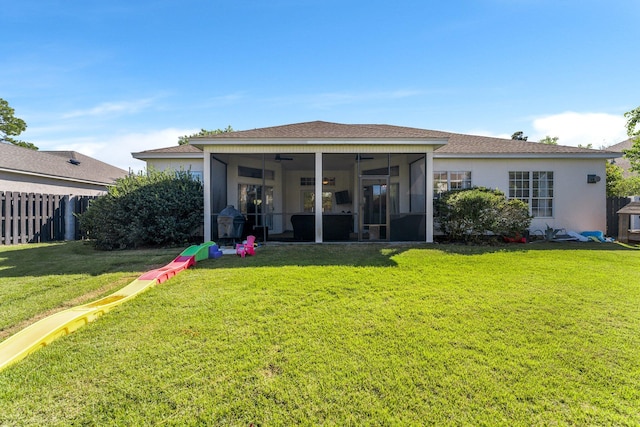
<box><xmin>436</xmin><ymin>187</ymin><xmax>532</xmax><ymax>243</ymax></box>
<box><xmin>78</xmin><ymin>169</ymin><xmax>203</xmax><ymax>250</ymax></box>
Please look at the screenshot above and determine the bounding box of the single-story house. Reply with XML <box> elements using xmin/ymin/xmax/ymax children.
<box><xmin>132</xmin><ymin>121</ymin><xmax>616</xmax><ymax>243</ymax></box>
<box><xmin>1</xmin><ymin>142</ymin><xmax>128</xmax><ymax>196</ymax></box>
<box><xmin>1</xmin><ymin>142</ymin><xmax>129</xmax><ymax>244</ymax></box>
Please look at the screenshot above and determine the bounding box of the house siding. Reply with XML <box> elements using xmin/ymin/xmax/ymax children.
<box><xmin>434</xmin><ymin>157</ymin><xmax>607</xmax><ymax>232</ymax></box>
<box><xmin>0</xmin><ymin>171</ymin><xmax>111</xmax><ymax>196</ymax></box>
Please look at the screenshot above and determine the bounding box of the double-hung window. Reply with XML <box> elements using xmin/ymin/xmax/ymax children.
<box><xmin>433</xmin><ymin>171</ymin><xmax>472</xmax><ymax>199</ymax></box>
<box><xmin>509</xmin><ymin>171</ymin><xmax>554</xmax><ymax>217</ymax></box>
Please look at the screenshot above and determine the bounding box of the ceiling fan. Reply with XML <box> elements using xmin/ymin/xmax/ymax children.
<box><xmin>275</xmin><ymin>154</ymin><xmax>294</xmax><ymax>161</ymax></box>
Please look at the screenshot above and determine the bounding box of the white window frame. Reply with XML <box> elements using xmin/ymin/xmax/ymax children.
<box><xmin>433</xmin><ymin>171</ymin><xmax>472</xmax><ymax>195</ymax></box>
<box><xmin>509</xmin><ymin>171</ymin><xmax>554</xmax><ymax>218</ymax></box>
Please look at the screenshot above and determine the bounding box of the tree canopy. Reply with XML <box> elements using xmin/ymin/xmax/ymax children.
<box><xmin>625</xmin><ymin>106</ymin><xmax>640</xmax><ymax>139</ymax></box>
<box><xmin>0</xmin><ymin>98</ymin><xmax>37</xmax><ymax>150</ymax></box>
<box><xmin>178</xmin><ymin>126</ymin><xmax>234</xmax><ymax>145</ymax></box>
<box><xmin>622</xmin><ymin>106</ymin><xmax>640</xmax><ymax>173</ymax></box>
<box><xmin>606</xmin><ymin>161</ymin><xmax>640</xmax><ymax>197</ymax></box>
<box><xmin>539</xmin><ymin>136</ymin><xmax>559</xmax><ymax>145</ymax></box>
<box><xmin>511</xmin><ymin>131</ymin><xmax>528</xmax><ymax>141</ymax></box>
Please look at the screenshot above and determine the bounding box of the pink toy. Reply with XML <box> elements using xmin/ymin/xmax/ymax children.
<box><xmin>235</xmin><ymin>235</ymin><xmax>256</xmax><ymax>258</ymax></box>
<box><xmin>245</xmin><ymin>235</ymin><xmax>256</xmax><ymax>256</ymax></box>
<box><xmin>235</xmin><ymin>243</ymin><xmax>246</xmax><ymax>258</ymax></box>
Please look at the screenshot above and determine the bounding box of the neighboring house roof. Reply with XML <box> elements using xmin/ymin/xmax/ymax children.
<box><xmin>607</xmin><ymin>138</ymin><xmax>633</xmax><ymax>153</ymax></box>
<box><xmin>0</xmin><ymin>143</ymin><xmax>128</xmax><ymax>185</ymax></box>
<box><xmin>132</xmin><ymin>121</ymin><xmax>617</xmax><ymax>160</ymax></box>
<box><xmin>607</xmin><ymin>138</ymin><xmax>635</xmax><ymax>177</ymax></box>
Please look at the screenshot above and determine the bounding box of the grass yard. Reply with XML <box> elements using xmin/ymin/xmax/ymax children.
<box><xmin>0</xmin><ymin>242</ymin><xmax>179</xmax><ymax>339</ymax></box>
<box><xmin>1</xmin><ymin>242</ymin><xmax>639</xmax><ymax>425</ymax></box>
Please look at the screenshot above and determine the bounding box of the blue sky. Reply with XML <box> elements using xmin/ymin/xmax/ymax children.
<box><xmin>1</xmin><ymin>0</ymin><xmax>639</xmax><ymax>171</ymax></box>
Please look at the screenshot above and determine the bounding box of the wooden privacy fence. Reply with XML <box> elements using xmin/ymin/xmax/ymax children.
<box><xmin>1</xmin><ymin>192</ymin><xmax>95</xmax><ymax>245</ymax></box>
<box><xmin>606</xmin><ymin>196</ymin><xmax>631</xmax><ymax>238</ymax></box>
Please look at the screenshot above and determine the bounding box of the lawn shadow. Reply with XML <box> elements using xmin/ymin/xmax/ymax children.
<box><xmin>429</xmin><ymin>240</ymin><xmax>639</xmax><ymax>255</ymax></box>
<box><xmin>0</xmin><ymin>241</ymin><xmax>179</xmax><ymax>278</ymax></box>
<box><xmin>197</xmin><ymin>240</ymin><xmax>640</xmax><ymax>269</ymax></box>
<box><xmin>2</xmin><ymin>240</ymin><xmax>637</xmax><ymax>278</ymax></box>
<box><xmin>197</xmin><ymin>243</ymin><xmax>414</xmax><ymax>268</ymax></box>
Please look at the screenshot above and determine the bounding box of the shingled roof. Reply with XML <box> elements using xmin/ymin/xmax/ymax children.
<box><xmin>132</xmin><ymin>143</ymin><xmax>204</xmax><ymax>159</ymax></box>
<box><xmin>133</xmin><ymin>121</ymin><xmax>617</xmax><ymax>159</ymax></box>
<box><xmin>192</xmin><ymin>121</ymin><xmax>450</xmax><ymax>140</ymax></box>
<box><xmin>606</xmin><ymin>138</ymin><xmax>636</xmax><ymax>177</ymax></box>
<box><xmin>434</xmin><ymin>131</ymin><xmax>610</xmax><ymax>157</ymax></box>
<box><xmin>1</xmin><ymin>143</ymin><xmax>128</xmax><ymax>185</ymax></box>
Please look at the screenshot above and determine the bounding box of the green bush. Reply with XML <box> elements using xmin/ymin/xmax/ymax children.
<box><xmin>436</xmin><ymin>187</ymin><xmax>532</xmax><ymax>243</ymax></box>
<box><xmin>78</xmin><ymin>170</ymin><xmax>203</xmax><ymax>250</ymax></box>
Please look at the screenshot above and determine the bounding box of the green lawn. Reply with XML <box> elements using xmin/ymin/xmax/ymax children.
<box><xmin>0</xmin><ymin>242</ymin><xmax>179</xmax><ymax>339</ymax></box>
<box><xmin>1</xmin><ymin>242</ymin><xmax>639</xmax><ymax>425</ymax></box>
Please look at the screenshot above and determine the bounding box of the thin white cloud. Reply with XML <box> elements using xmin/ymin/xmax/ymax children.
<box><xmin>62</xmin><ymin>98</ymin><xmax>156</xmax><ymax>119</ymax></box>
<box><xmin>40</xmin><ymin>128</ymin><xmax>197</xmax><ymax>172</ymax></box>
<box><xmin>531</xmin><ymin>111</ymin><xmax>627</xmax><ymax>148</ymax></box>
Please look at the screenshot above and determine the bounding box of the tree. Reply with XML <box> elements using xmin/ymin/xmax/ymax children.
<box><xmin>625</xmin><ymin>106</ymin><xmax>640</xmax><ymax>139</ymax></box>
<box><xmin>178</xmin><ymin>126</ymin><xmax>234</xmax><ymax>145</ymax></box>
<box><xmin>606</xmin><ymin>161</ymin><xmax>624</xmax><ymax>196</ymax></box>
<box><xmin>577</xmin><ymin>143</ymin><xmax>593</xmax><ymax>149</ymax></box>
<box><xmin>78</xmin><ymin>169</ymin><xmax>204</xmax><ymax>250</ymax></box>
<box><xmin>606</xmin><ymin>161</ymin><xmax>640</xmax><ymax>197</ymax></box>
<box><xmin>622</xmin><ymin>106</ymin><xmax>640</xmax><ymax>172</ymax></box>
<box><xmin>0</xmin><ymin>98</ymin><xmax>37</xmax><ymax>150</ymax></box>
<box><xmin>539</xmin><ymin>135</ymin><xmax>559</xmax><ymax>145</ymax></box>
<box><xmin>511</xmin><ymin>131</ymin><xmax>528</xmax><ymax>141</ymax></box>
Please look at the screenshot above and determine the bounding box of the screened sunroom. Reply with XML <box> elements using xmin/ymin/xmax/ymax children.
<box><xmin>192</xmin><ymin>122</ymin><xmax>447</xmax><ymax>244</ymax></box>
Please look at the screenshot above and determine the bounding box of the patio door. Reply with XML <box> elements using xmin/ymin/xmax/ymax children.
<box><xmin>360</xmin><ymin>176</ymin><xmax>389</xmax><ymax>241</ymax></box>
<box><xmin>238</xmin><ymin>184</ymin><xmax>273</xmax><ymax>236</ymax></box>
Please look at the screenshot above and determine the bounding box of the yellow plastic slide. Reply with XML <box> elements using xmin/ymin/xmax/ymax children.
<box><xmin>0</xmin><ymin>242</ymin><xmax>215</xmax><ymax>372</ymax></box>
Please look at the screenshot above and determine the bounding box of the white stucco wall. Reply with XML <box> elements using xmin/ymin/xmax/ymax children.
<box><xmin>433</xmin><ymin>157</ymin><xmax>608</xmax><ymax>233</ymax></box>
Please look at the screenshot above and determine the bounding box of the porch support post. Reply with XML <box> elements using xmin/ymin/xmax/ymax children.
<box><xmin>315</xmin><ymin>152</ymin><xmax>323</xmax><ymax>243</ymax></box>
<box><xmin>203</xmin><ymin>150</ymin><xmax>212</xmax><ymax>242</ymax></box>
<box><xmin>425</xmin><ymin>151</ymin><xmax>434</xmax><ymax>243</ymax></box>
